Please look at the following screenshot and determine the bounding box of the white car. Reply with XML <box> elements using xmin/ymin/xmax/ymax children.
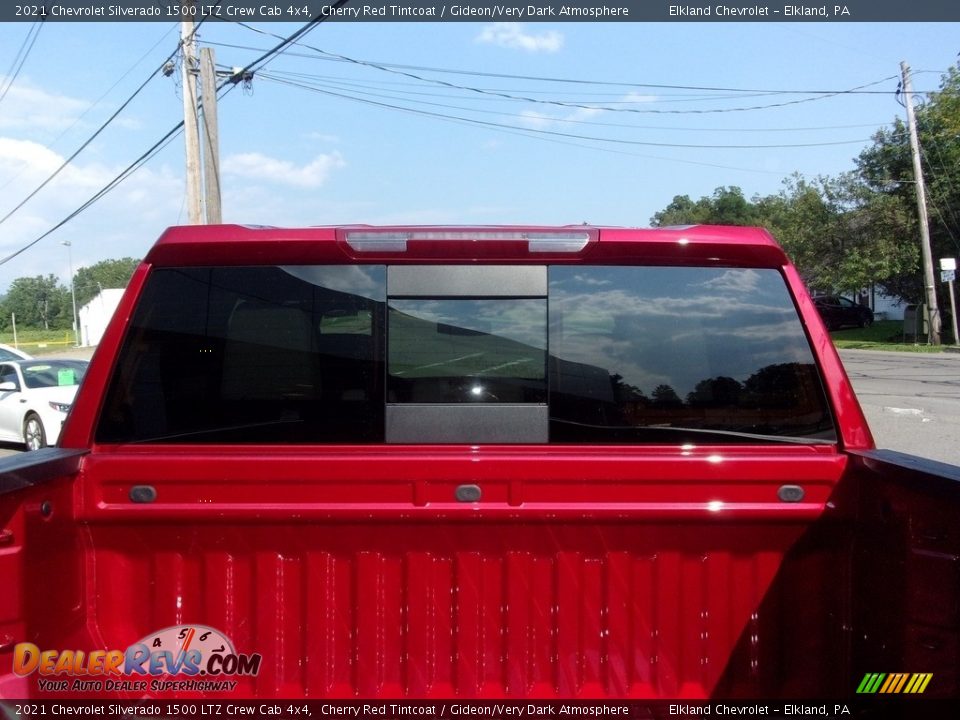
<box><xmin>0</xmin><ymin>359</ymin><xmax>88</xmax><ymax>450</ymax></box>
<box><xmin>0</xmin><ymin>343</ymin><xmax>32</xmax><ymax>362</ymax></box>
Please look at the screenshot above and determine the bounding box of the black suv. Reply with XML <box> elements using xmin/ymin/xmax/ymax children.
<box><xmin>813</xmin><ymin>295</ymin><xmax>874</xmax><ymax>330</ymax></box>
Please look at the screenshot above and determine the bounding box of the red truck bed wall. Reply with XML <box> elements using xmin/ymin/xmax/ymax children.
<box><xmin>3</xmin><ymin>446</ymin><xmax>958</xmax><ymax>699</ymax></box>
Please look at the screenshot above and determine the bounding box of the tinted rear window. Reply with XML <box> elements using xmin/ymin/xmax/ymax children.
<box><xmin>548</xmin><ymin>267</ymin><xmax>834</xmax><ymax>442</ymax></box>
<box><xmin>97</xmin><ymin>266</ymin><xmax>385</xmax><ymax>443</ymax></box>
<box><xmin>97</xmin><ymin>265</ymin><xmax>834</xmax><ymax>444</ymax></box>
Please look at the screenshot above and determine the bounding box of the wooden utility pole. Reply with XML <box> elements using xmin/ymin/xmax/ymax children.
<box><xmin>901</xmin><ymin>61</ymin><xmax>942</xmax><ymax>344</ymax></box>
<box><xmin>180</xmin><ymin>1</ymin><xmax>203</xmax><ymax>225</ymax></box>
<box><xmin>200</xmin><ymin>47</ymin><xmax>222</xmax><ymax>224</ymax></box>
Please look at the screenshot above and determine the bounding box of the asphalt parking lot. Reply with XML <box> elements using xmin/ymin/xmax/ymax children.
<box><xmin>1</xmin><ymin>347</ymin><xmax>958</xmax><ymax>466</ymax></box>
<box><xmin>837</xmin><ymin>349</ymin><xmax>960</xmax><ymax>466</ymax></box>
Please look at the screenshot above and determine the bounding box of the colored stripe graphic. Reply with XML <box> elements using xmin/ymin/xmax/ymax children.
<box><xmin>858</xmin><ymin>672</ymin><xmax>932</xmax><ymax>694</ymax></box>
<box><xmin>856</xmin><ymin>673</ymin><xmax>886</xmax><ymax>693</ymax></box>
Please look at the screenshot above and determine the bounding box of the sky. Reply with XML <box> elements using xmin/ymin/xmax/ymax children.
<box><xmin>0</xmin><ymin>17</ymin><xmax>958</xmax><ymax>293</ymax></box>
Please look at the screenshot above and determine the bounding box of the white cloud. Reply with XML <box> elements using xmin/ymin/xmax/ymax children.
<box><xmin>0</xmin><ymin>78</ymin><xmax>90</xmax><ymax>132</ymax></box>
<box><xmin>515</xmin><ymin>92</ymin><xmax>655</xmax><ymax>132</ymax></box>
<box><xmin>518</xmin><ymin>110</ymin><xmax>555</xmax><ymax>130</ymax></box>
<box><xmin>222</xmin><ymin>151</ymin><xmax>345</xmax><ymax>188</ymax></box>
<box><xmin>304</xmin><ymin>132</ymin><xmax>341</xmax><ymax>143</ymax></box>
<box><xmin>621</xmin><ymin>92</ymin><xmax>658</xmax><ymax>105</ymax></box>
<box><xmin>0</xmin><ymin>134</ymin><xmax>184</xmax><ymax>290</ymax></box>
<box><xmin>476</xmin><ymin>23</ymin><xmax>564</xmax><ymax>53</ymax></box>
<box><xmin>0</xmin><ymin>137</ymin><xmax>64</xmax><ymax>178</ymax></box>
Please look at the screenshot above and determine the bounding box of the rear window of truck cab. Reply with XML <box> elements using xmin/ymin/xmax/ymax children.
<box><xmin>96</xmin><ymin>264</ymin><xmax>835</xmax><ymax>445</ymax></box>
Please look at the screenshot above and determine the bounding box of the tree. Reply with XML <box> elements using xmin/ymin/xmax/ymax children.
<box><xmin>1</xmin><ymin>275</ymin><xmax>70</xmax><ymax>330</ymax></box>
<box><xmin>73</xmin><ymin>257</ymin><xmax>140</xmax><ymax>308</ymax></box>
<box><xmin>649</xmin><ymin>176</ymin><xmax>919</xmax><ymax>298</ymax></box>
<box><xmin>853</xmin><ymin>63</ymin><xmax>960</xmax><ymax>303</ymax></box>
<box><xmin>651</xmin><ymin>186</ymin><xmax>758</xmax><ymax>227</ymax></box>
<box><xmin>765</xmin><ymin>174</ymin><xmax>918</xmax><ymax>295</ymax></box>
<box><xmin>651</xmin><ymin>384</ymin><xmax>682</xmax><ymax>407</ymax></box>
<box><xmin>648</xmin><ymin>63</ymin><xmax>960</xmax><ymax>304</ymax></box>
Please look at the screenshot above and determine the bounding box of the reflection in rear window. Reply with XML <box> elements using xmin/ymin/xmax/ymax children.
<box><xmin>96</xmin><ymin>265</ymin><xmax>834</xmax><ymax>444</ymax></box>
<box><xmin>548</xmin><ymin>267</ymin><xmax>835</xmax><ymax>442</ymax></box>
<box><xmin>388</xmin><ymin>299</ymin><xmax>547</xmax><ymax>404</ymax></box>
<box><xmin>96</xmin><ymin>266</ymin><xmax>386</xmax><ymax>444</ymax></box>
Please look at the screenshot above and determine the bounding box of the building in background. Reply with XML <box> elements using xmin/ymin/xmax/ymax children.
<box><xmin>77</xmin><ymin>289</ymin><xmax>125</xmax><ymax>347</ymax></box>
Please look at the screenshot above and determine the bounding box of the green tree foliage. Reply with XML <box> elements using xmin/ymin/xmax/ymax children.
<box><xmin>1</xmin><ymin>275</ymin><xmax>70</xmax><ymax>331</ymax></box>
<box><xmin>769</xmin><ymin>174</ymin><xmax>918</xmax><ymax>294</ymax></box>
<box><xmin>854</xmin><ymin>64</ymin><xmax>960</xmax><ymax>304</ymax></box>
<box><xmin>651</xmin><ymin>177</ymin><xmax>919</xmax><ymax>296</ymax></box>
<box><xmin>72</xmin><ymin>257</ymin><xmax>140</xmax><ymax>307</ymax></box>
<box><xmin>649</xmin><ymin>63</ymin><xmax>960</xmax><ymax>304</ymax></box>
<box><xmin>651</xmin><ymin>186</ymin><xmax>759</xmax><ymax>227</ymax></box>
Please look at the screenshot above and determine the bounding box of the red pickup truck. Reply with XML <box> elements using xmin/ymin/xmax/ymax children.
<box><xmin>0</xmin><ymin>225</ymin><xmax>957</xmax><ymax>705</ymax></box>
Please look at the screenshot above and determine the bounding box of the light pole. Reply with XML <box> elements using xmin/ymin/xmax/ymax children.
<box><xmin>61</xmin><ymin>241</ymin><xmax>78</xmax><ymax>346</ymax></box>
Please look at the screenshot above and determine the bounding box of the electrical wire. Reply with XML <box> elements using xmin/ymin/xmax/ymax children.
<box><xmin>0</xmin><ymin>1</ymin><xmax>350</xmax><ymax>268</ymax></box>
<box><xmin>217</xmin><ymin>33</ymin><xmax>930</xmax><ymax>96</ymax></box>
<box><xmin>0</xmin><ymin>24</ymin><xmax>179</xmax><ymax>194</ymax></box>
<box><xmin>278</xmin><ymin>78</ymin><xmax>794</xmax><ymax>176</ymax></box>
<box><xmin>0</xmin><ymin>122</ymin><xmax>184</xmax><ymax>267</ymax></box>
<box><xmin>234</xmin><ymin>25</ymin><xmax>900</xmax><ymax>116</ymax></box>
<box><xmin>260</xmin><ymin>73</ymin><xmax>874</xmax><ymax>150</ymax></box>
<box><xmin>919</xmin><ymin>145</ymin><xmax>960</xmax><ymax>252</ymax></box>
<box><xmin>0</xmin><ymin>16</ymin><xmax>220</xmax><ymax>230</ymax></box>
<box><xmin>0</xmin><ymin>52</ymin><xmax>176</xmax><ymax>230</ymax></box>
<box><xmin>258</xmin><ymin>69</ymin><xmax>893</xmax><ymax>136</ymax></box>
<box><xmin>0</xmin><ymin>21</ymin><xmax>43</xmax><ymax>107</ymax></box>
<box><xmin>257</xmin><ymin>68</ymin><xmax>789</xmax><ymax>104</ymax></box>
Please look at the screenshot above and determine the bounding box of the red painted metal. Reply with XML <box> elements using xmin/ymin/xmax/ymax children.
<box><xmin>40</xmin><ymin>442</ymin><xmax>848</xmax><ymax>698</ymax></box>
<box><xmin>4</xmin><ymin>224</ymin><xmax>896</xmax><ymax>700</ymax></box>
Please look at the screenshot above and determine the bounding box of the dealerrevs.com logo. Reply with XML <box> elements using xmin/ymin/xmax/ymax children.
<box><xmin>13</xmin><ymin>625</ymin><xmax>261</xmax><ymax>693</ymax></box>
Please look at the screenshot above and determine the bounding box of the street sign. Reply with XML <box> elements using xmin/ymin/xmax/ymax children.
<box><xmin>943</xmin><ymin>270</ymin><xmax>957</xmax><ymax>283</ymax></box>
<box><xmin>941</xmin><ymin>258</ymin><xmax>957</xmax><ymax>271</ymax></box>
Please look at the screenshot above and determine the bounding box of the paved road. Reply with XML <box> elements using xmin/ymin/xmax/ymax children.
<box><xmin>2</xmin><ymin>348</ymin><xmax>958</xmax><ymax>467</ymax></box>
<box><xmin>837</xmin><ymin>349</ymin><xmax>960</xmax><ymax>466</ymax></box>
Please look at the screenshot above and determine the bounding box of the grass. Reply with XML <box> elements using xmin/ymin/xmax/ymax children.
<box><xmin>0</xmin><ymin>328</ymin><xmax>77</xmax><ymax>355</ymax></box>
<box><xmin>5</xmin><ymin>320</ymin><xmax>957</xmax><ymax>356</ymax></box>
<box><xmin>831</xmin><ymin>320</ymin><xmax>955</xmax><ymax>352</ymax></box>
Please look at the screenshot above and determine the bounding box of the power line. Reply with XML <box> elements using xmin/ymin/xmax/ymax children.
<box><xmin>0</xmin><ymin>50</ymin><xmax>177</xmax><ymax>231</ymax></box>
<box><xmin>0</xmin><ymin>2</ymin><xmax>350</xmax><ymax>268</ymax></box>
<box><xmin>216</xmin><ymin>33</ymin><xmax>931</xmax><ymax>96</ymax></box>
<box><xmin>261</xmin><ymin>75</ymin><xmax>790</xmax><ymax>177</ymax></box>
<box><xmin>0</xmin><ymin>122</ymin><xmax>184</xmax><ymax>267</ymax></box>
<box><xmin>235</xmin><ymin>25</ymin><xmax>900</xmax><ymax>115</ymax></box>
<box><xmin>0</xmin><ymin>17</ymin><xmax>222</xmax><ymax>230</ymax></box>
<box><xmin>0</xmin><ymin>11</ymin><xmax>229</xmax><ymax>232</ymax></box>
<box><xmin>224</xmin><ymin>2</ymin><xmax>350</xmax><ymax>83</ymax></box>
<box><xmin>919</xmin><ymin>144</ymin><xmax>960</xmax><ymax>251</ymax></box>
<box><xmin>260</xmin><ymin>73</ymin><xmax>874</xmax><ymax>150</ymax></box>
<box><xmin>258</xmin><ymin>68</ymin><xmax>788</xmax><ymax>104</ymax></box>
<box><xmin>0</xmin><ymin>24</ymin><xmax>178</xmax><ymax>194</ymax></box>
<box><xmin>259</xmin><ymin>69</ymin><xmax>893</xmax><ymax>136</ymax></box>
<box><xmin>0</xmin><ymin>21</ymin><xmax>44</xmax><ymax>106</ymax></box>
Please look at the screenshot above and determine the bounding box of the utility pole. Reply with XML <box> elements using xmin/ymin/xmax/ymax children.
<box><xmin>61</xmin><ymin>240</ymin><xmax>78</xmax><ymax>346</ymax></box>
<box><xmin>180</xmin><ymin>0</ymin><xmax>203</xmax><ymax>225</ymax></box>
<box><xmin>199</xmin><ymin>47</ymin><xmax>222</xmax><ymax>224</ymax></box>
<box><xmin>901</xmin><ymin>61</ymin><xmax>942</xmax><ymax>345</ymax></box>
